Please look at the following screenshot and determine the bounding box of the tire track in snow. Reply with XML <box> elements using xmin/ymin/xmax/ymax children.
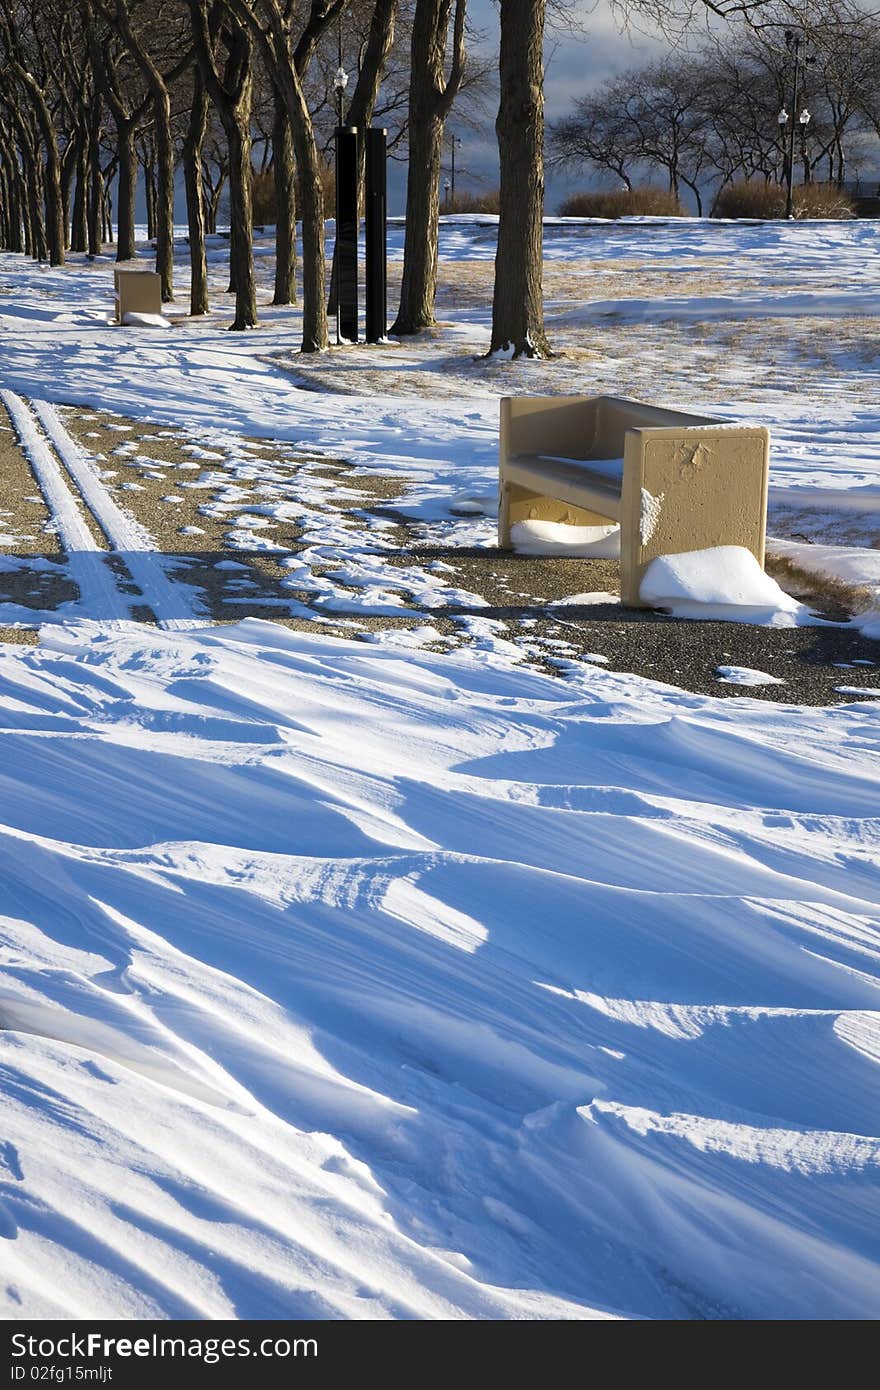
<box><xmin>30</xmin><ymin>398</ymin><xmax>202</xmax><ymax>631</ymax></box>
<box><xmin>0</xmin><ymin>389</ymin><xmax>130</xmax><ymax>625</ymax></box>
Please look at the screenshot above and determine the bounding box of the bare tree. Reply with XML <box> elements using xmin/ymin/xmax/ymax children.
<box><xmin>0</xmin><ymin>0</ymin><xmax>67</xmax><ymax>264</ymax></box>
<box><xmin>189</xmin><ymin>1</ymin><xmax>257</xmax><ymax>329</ymax></box>
<box><xmin>93</xmin><ymin>0</ymin><xmax>190</xmax><ymax>299</ymax></box>
<box><xmin>489</xmin><ymin>0</ymin><xmax>550</xmax><ymax>357</ymax></box>
<box><xmin>226</xmin><ymin>0</ymin><xmax>347</xmax><ymax>351</ymax></box>
<box><xmin>392</xmin><ymin>0</ymin><xmax>467</xmax><ymax>335</ymax></box>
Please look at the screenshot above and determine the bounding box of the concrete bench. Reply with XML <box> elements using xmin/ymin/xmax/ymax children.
<box><xmin>498</xmin><ymin>394</ymin><xmax>770</xmax><ymax>607</ymax></box>
<box><xmin>113</xmin><ymin>266</ymin><xmax>162</xmax><ymax>324</ymax></box>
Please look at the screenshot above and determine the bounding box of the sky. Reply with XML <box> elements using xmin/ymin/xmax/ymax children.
<box><xmin>431</xmin><ymin>0</ymin><xmax>672</xmax><ymax>214</ymax></box>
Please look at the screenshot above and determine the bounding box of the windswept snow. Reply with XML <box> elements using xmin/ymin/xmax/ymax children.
<box><xmin>0</xmin><ymin>620</ymin><xmax>878</xmax><ymax>1320</ymax></box>
<box><xmin>0</xmin><ymin>216</ymin><xmax>878</xmax><ymax>1321</ymax></box>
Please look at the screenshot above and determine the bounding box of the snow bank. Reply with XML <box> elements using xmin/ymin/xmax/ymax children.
<box><xmin>0</xmin><ymin>620</ymin><xmax>878</xmax><ymax>1320</ymax></box>
<box><xmin>641</xmin><ymin>546</ymin><xmax>803</xmax><ymax>623</ymax></box>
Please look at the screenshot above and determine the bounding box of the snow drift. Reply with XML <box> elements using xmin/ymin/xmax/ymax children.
<box><xmin>0</xmin><ymin>620</ymin><xmax>878</xmax><ymax>1320</ymax></box>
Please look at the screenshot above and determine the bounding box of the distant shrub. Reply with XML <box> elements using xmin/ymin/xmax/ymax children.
<box><xmin>443</xmin><ymin>189</ymin><xmax>500</xmax><ymax>213</ymax></box>
<box><xmin>713</xmin><ymin>180</ymin><xmax>786</xmax><ymax>218</ymax></box>
<box><xmin>713</xmin><ymin>179</ymin><xmax>856</xmax><ymax>219</ymax></box>
<box><xmin>557</xmin><ymin>187</ymin><xmax>685</xmax><ymax>218</ymax></box>
<box><xmin>250</xmin><ymin>161</ymin><xmax>337</xmax><ymax>226</ymax></box>
<box><xmin>793</xmin><ymin>182</ymin><xmax>857</xmax><ymax>218</ymax></box>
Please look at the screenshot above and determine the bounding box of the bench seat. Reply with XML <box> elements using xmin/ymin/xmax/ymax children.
<box><xmin>504</xmin><ymin>454</ymin><xmax>625</xmax><ymax>520</ymax></box>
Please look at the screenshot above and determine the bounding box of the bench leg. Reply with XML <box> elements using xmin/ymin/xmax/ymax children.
<box><xmin>499</xmin><ymin>477</ymin><xmax>615</xmax><ymax>549</ymax></box>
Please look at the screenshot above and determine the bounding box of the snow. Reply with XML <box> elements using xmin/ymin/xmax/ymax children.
<box><xmin>716</xmin><ymin>665</ymin><xmax>786</xmax><ymax>687</ymax></box>
<box><xmin>121</xmin><ymin>311</ymin><xmax>171</xmax><ymax>329</ymax></box>
<box><xmin>639</xmin><ymin>487</ymin><xmax>665</xmax><ymax>546</ymax></box>
<box><xmin>640</xmin><ymin>545</ymin><xmax>805</xmax><ymax>624</ymax></box>
<box><xmin>0</xmin><ymin>217</ymin><xmax>878</xmax><ymax>1321</ymax></box>
<box><xmin>0</xmin><ymin>618</ymin><xmax>879</xmax><ymax>1321</ymax></box>
<box><xmin>511</xmin><ymin>520</ymin><xmax>621</xmax><ymax>557</ymax></box>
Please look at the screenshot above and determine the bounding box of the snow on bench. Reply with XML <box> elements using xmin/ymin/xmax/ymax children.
<box><xmin>499</xmin><ymin>394</ymin><xmax>770</xmax><ymax>608</ymax></box>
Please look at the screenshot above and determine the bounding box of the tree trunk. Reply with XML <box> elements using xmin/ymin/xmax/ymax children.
<box><xmin>188</xmin><ymin>2</ymin><xmax>255</xmax><ymax>327</ymax></box>
<box><xmin>183</xmin><ymin>75</ymin><xmax>210</xmax><ymax>315</ymax></box>
<box><xmin>116</xmin><ymin>122</ymin><xmax>137</xmax><ymax>260</ymax></box>
<box><xmin>0</xmin><ymin>165</ymin><xmax>9</xmax><ymax>248</ymax></box>
<box><xmin>226</xmin><ymin>0</ymin><xmax>330</xmax><ymax>352</ymax></box>
<box><xmin>391</xmin><ymin>0</ymin><xmax>465</xmax><ymax>337</ymax></box>
<box><xmin>287</xmin><ymin>92</ymin><xmax>328</xmax><ymax>351</ymax></box>
<box><xmin>489</xmin><ymin>0</ymin><xmax>550</xmax><ymax>358</ymax></box>
<box><xmin>223</xmin><ymin>113</ymin><xmax>257</xmax><ymax>329</ymax></box>
<box><xmin>35</xmin><ymin>106</ymin><xmax>65</xmax><ymax>265</ymax></box>
<box><xmin>70</xmin><ymin>135</ymin><xmax>88</xmax><ymax>252</ymax></box>
<box><xmin>103</xmin><ymin>172</ymin><xmax>114</xmax><ymax>243</ymax></box>
<box><xmin>61</xmin><ymin>129</ymin><xmax>79</xmax><ymax>249</ymax></box>
<box><xmin>392</xmin><ymin>108</ymin><xmax>443</xmax><ymax>333</ymax></box>
<box><xmin>144</xmin><ymin>155</ymin><xmax>156</xmax><ymax>240</ymax></box>
<box><xmin>153</xmin><ymin>92</ymin><xmax>175</xmax><ymax>299</ymax></box>
<box><xmin>271</xmin><ymin>93</ymin><xmax>297</xmax><ymax>305</ymax></box>
<box><xmin>15</xmin><ymin>115</ymin><xmax>48</xmax><ymax>260</ymax></box>
<box><xmin>0</xmin><ymin>126</ymin><xmax>23</xmax><ymax>250</ymax></box>
<box><xmin>86</xmin><ymin>99</ymin><xmax>103</xmax><ymax>257</ymax></box>
<box><xmin>207</xmin><ymin>173</ymin><xmax>224</xmax><ymax>234</ymax></box>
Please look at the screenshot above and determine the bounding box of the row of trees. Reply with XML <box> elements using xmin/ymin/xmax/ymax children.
<box><xmin>0</xmin><ymin>0</ymin><xmax>550</xmax><ymax>354</ymax></box>
<box><xmin>550</xmin><ymin>0</ymin><xmax>880</xmax><ymax>214</ymax></box>
<box><xmin>1</xmin><ymin>1</ymin><xmax>861</xmax><ymax>356</ymax></box>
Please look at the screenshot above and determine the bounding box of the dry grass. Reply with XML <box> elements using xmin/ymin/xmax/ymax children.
<box><xmin>766</xmin><ymin>553</ymin><xmax>875</xmax><ymax>618</ymax></box>
<box><xmin>559</xmin><ymin>188</ymin><xmax>686</xmax><ymax>218</ymax></box>
<box><xmin>714</xmin><ymin>180</ymin><xmax>856</xmax><ymax>220</ymax></box>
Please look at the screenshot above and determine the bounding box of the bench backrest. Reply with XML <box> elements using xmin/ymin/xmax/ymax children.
<box><xmin>501</xmin><ymin>394</ymin><xmax>723</xmax><ymax>463</ymax></box>
<box><xmin>594</xmin><ymin>396</ymin><xmax>721</xmax><ymax>457</ymax></box>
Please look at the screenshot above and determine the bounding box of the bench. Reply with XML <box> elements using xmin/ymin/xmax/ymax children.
<box><xmin>113</xmin><ymin>266</ymin><xmax>162</xmax><ymax>324</ymax></box>
<box><xmin>498</xmin><ymin>394</ymin><xmax>770</xmax><ymax>607</ymax></box>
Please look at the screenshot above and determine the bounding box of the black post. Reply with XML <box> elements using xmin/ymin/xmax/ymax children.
<box><xmin>334</xmin><ymin>125</ymin><xmax>359</xmax><ymax>343</ymax></box>
<box><xmin>365</xmin><ymin>127</ymin><xmax>387</xmax><ymax>344</ymax></box>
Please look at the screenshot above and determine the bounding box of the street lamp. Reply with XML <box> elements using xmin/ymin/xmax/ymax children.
<box><xmin>449</xmin><ymin>132</ymin><xmax>462</xmax><ymax>205</ymax></box>
<box><xmin>777</xmin><ymin>29</ymin><xmax>815</xmax><ymax>219</ymax></box>
<box><xmin>333</xmin><ymin>64</ymin><xmax>349</xmax><ymax>126</ymax></box>
<box><xmin>443</xmin><ymin>178</ymin><xmax>451</xmax><ymax>208</ymax></box>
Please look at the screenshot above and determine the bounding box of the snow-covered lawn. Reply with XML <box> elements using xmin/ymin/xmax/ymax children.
<box><xmin>0</xmin><ymin>217</ymin><xmax>878</xmax><ymax>1320</ymax></box>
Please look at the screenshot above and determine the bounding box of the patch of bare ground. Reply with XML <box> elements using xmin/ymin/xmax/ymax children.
<box><xmin>58</xmin><ymin>407</ymin><xmax>414</xmax><ymax>628</ymax></box>
<box><xmin>15</xmin><ymin>406</ymin><xmax>877</xmax><ymax>703</ymax></box>
<box><xmin>0</xmin><ymin>401</ymin><xmax>63</xmax><ymax>556</ymax></box>
<box><xmin>0</xmin><ymin>400</ymin><xmax>80</xmax><ymax>634</ymax></box>
<box><xmin>60</xmin><ymin>406</ymin><xmax>312</xmax><ymax>621</ymax></box>
<box><xmin>390</xmin><ymin>541</ymin><xmax>879</xmax><ymax>703</ymax></box>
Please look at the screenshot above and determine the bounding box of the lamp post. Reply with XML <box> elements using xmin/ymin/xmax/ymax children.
<box><xmin>449</xmin><ymin>133</ymin><xmax>462</xmax><ymax>206</ymax></box>
<box><xmin>333</xmin><ymin>24</ymin><xmax>357</xmax><ymax>345</ymax></box>
<box><xmin>443</xmin><ymin>178</ymin><xmax>451</xmax><ymax>209</ymax></box>
<box><xmin>776</xmin><ymin>29</ymin><xmax>814</xmax><ymax>219</ymax></box>
<box><xmin>333</xmin><ymin>64</ymin><xmax>348</xmax><ymax>126</ymax></box>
